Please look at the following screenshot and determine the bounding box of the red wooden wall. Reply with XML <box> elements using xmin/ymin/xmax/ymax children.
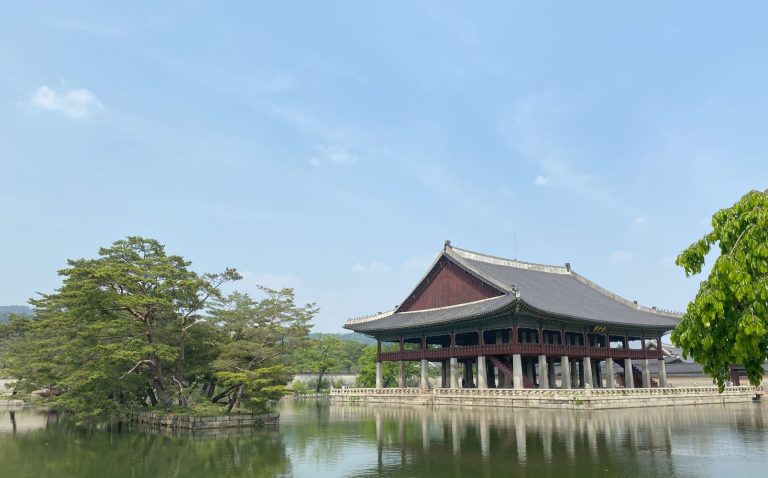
<box><xmin>399</xmin><ymin>259</ymin><xmax>502</xmax><ymax>312</ymax></box>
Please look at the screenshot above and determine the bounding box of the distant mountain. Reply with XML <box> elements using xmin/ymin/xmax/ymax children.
<box><xmin>0</xmin><ymin>305</ymin><xmax>34</xmax><ymax>323</ymax></box>
<box><xmin>309</xmin><ymin>332</ymin><xmax>375</xmax><ymax>345</ymax></box>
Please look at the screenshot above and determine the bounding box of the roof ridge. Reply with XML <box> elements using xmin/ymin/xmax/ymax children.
<box><xmin>569</xmin><ymin>271</ymin><xmax>684</xmax><ymax>318</ymax></box>
<box><xmin>345</xmin><ymin>309</ymin><xmax>395</xmax><ymax>325</ymax></box>
<box><xmin>449</xmin><ymin>245</ymin><xmax>570</xmax><ymax>274</ymax></box>
<box><xmin>396</xmin><ymin>295</ymin><xmax>510</xmax><ymax>314</ymax></box>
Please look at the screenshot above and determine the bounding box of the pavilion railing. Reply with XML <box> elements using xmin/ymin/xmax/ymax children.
<box><xmin>377</xmin><ymin>343</ymin><xmax>663</xmax><ymax>362</ymax></box>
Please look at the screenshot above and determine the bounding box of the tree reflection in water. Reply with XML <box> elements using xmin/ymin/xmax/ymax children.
<box><xmin>1</xmin><ymin>402</ymin><xmax>767</xmax><ymax>477</ymax></box>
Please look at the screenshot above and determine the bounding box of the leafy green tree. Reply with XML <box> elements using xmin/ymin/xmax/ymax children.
<box><xmin>672</xmin><ymin>190</ymin><xmax>768</xmax><ymax>389</ymax></box>
<box><xmin>208</xmin><ymin>289</ymin><xmax>315</xmax><ymax>411</ymax></box>
<box><xmin>6</xmin><ymin>237</ymin><xmax>239</xmax><ymax>421</ymax></box>
<box><xmin>355</xmin><ymin>344</ymin><xmax>419</xmax><ymax>387</ymax></box>
<box><xmin>296</xmin><ymin>335</ymin><xmax>345</xmax><ymax>392</ymax></box>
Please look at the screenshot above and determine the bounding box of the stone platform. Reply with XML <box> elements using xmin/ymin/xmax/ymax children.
<box><xmin>330</xmin><ymin>386</ymin><xmax>762</xmax><ymax>409</ymax></box>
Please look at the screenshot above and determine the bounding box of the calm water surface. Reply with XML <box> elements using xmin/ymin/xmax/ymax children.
<box><xmin>1</xmin><ymin>400</ymin><xmax>767</xmax><ymax>477</ymax></box>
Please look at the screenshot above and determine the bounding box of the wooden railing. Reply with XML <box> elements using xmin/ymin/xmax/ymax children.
<box><xmin>377</xmin><ymin>343</ymin><xmax>663</xmax><ymax>362</ymax></box>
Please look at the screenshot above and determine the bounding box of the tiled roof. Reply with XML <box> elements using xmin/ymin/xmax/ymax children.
<box><xmin>344</xmin><ymin>243</ymin><xmax>682</xmax><ymax>334</ymax></box>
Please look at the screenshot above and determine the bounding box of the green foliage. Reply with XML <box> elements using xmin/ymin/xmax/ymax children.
<box><xmin>216</xmin><ymin>365</ymin><xmax>291</xmax><ymax>413</ymax></box>
<box><xmin>207</xmin><ymin>289</ymin><xmax>315</xmax><ymax>409</ymax></box>
<box><xmin>3</xmin><ymin>236</ymin><xmax>252</xmax><ymax>423</ymax></box>
<box><xmin>672</xmin><ymin>190</ymin><xmax>768</xmax><ymax>390</ymax></box>
<box><xmin>295</xmin><ymin>335</ymin><xmax>346</xmax><ymax>392</ymax></box>
<box><xmin>355</xmin><ymin>344</ymin><xmax>419</xmax><ymax>387</ymax></box>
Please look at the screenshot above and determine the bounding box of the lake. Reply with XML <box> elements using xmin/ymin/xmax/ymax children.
<box><xmin>1</xmin><ymin>400</ymin><xmax>767</xmax><ymax>477</ymax></box>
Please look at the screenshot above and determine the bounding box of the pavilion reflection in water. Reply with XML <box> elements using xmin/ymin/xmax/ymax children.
<box><xmin>328</xmin><ymin>402</ymin><xmax>766</xmax><ymax>475</ymax></box>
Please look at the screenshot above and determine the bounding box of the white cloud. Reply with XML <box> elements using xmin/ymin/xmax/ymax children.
<box><xmin>633</xmin><ymin>216</ymin><xmax>647</xmax><ymax>225</ymax></box>
<box><xmin>310</xmin><ymin>144</ymin><xmax>358</xmax><ymax>167</ymax></box>
<box><xmin>534</xmin><ymin>175</ymin><xmax>551</xmax><ymax>187</ymax></box>
<box><xmin>350</xmin><ymin>260</ymin><xmax>392</xmax><ymax>274</ymax></box>
<box><xmin>238</xmin><ymin>270</ymin><xmax>301</xmax><ymax>291</ymax></box>
<box><xmin>608</xmin><ymin>250</ymin><xmax>636</xmax><ymax>264</ymax></box>
<box><xmin>30</xmin><ymin>85</ymin><xmax>103</xmax><ymax>119</ymax></box>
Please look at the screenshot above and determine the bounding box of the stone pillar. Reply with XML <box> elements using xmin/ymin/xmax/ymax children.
<box><xmin>624</xmin><ymin>358</ymin><xmax>634</xmax><ymax>389</ymax></box>
<box><xmin>538</xmin><ymin>355</ymin><xmax>549</xmax><ymax>388</ymax></box>
<box><xmin>582</xmin><ymin>356</ymin><xmax>593</xmax><ymax>388</ymax></box>
<box><xmin>450</xmin><ymin>357</ymin><xmax>459</xmax><ymax>389</ymax></box>
<box><xmin>512</xmin><ymin>354</ymin><xmax>523</xmax><ymax>389</ymax></box>
<box><xmin>477</xmin><ymin>356</ymin><xmax>488</xmax><ymax>389</ymax></box>
<box><xmin>641</xmin><ymin>359</ymin><xmax>651</xmax><ymax>388</ymax></box>
<box><xmin>376</xmin><ymin>361</ymin><xmax>383</xmax><ymax>389</ymax></box>
<box><xmin>487</xmin><ymin>362</ymin><xmax>496</xmax><ymax>388</ymax></box>
<box><xmin>593</xmin><ymin>360</ymin><xmax>602</xmax><ymax>388</ymax></box>
<box><xmin>525</xmin><ymin>359</ymin><xmax>536</xmax><ymax>387</ymax></box>
<box><xmin>398</xmin><ymin>361</ymin><xmax>406</xmax><ymax>388</ymax></box>
<box><xmin>463</xmin><ymin>360</ymin><xmax>475</xmax><ymax>388</ymax></box>
<box><xmin>421</xmin><ymin>359</ymin><xmax>429</xmax><ymax>390</ymax></box>
<box><xmin>548</xmin><ymin>357</ymin><xmax>556</xmax><ymax>388</ymax></box>
<box><xmin>658</xmin><ymin>359</ymin><xmax>668</xmax><ymax>388</ymax></box>
<box><xmin>571</xmin><ymin>359</ymin><xmax>579</xmax><ymax>388</ymax></box>
<box><xmin>441</xmin><ymin>361</ymin><xmax>449</xmax><ymax>388</ymax></box>
<box><xmin>561</xmin><ymin>356</ymin><xmax>571</xmax><ymax>389</ymax></box>
<box><xmin>605</xmin><ymin>358</ymin><xmax>616</xmax><ymax>388</ymax></box>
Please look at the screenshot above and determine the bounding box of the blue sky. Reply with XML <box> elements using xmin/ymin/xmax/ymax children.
<box><xmin>1</xmin><ymin>1</ymin><xmax>766</xmax><ymax>332</ymax></box>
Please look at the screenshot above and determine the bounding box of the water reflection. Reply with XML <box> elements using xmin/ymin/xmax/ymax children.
<box><xmin>296</xmin><ymin>402</ymin><xmax>767</xmax><ymax>477</ymax></box>
<box><xmin>1</xmin><ymin>401</ymin><xmax>767</xmax><ymax>478</ymax></box>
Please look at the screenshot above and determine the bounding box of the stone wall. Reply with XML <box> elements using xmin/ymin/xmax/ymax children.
<box><xmin>131</xmin><ymin>411</ymin><xmax>279</xmax><ymax>430</ymax></box>
<box><xmin>330</xmin><ymin>386</ymin><xmax>762</xmax><ymax>409</ymax></box>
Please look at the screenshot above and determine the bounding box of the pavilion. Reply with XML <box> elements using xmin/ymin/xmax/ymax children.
<box><xmin>344</xmin><ymin>241</ymin><xmax>682</xmax><ymax>391</ymax></box>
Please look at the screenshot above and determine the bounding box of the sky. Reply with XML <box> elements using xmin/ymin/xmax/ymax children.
<box><xmin>1</xmin><ymin>1</ymin><xmax>766</xmax><ymax>332</ymax></box>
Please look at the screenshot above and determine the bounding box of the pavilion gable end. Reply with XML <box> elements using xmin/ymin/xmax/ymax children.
<box><xmin>398</xmin><ymin>257</ymin><xmax>504</xmax><ymax>312</ymax></box>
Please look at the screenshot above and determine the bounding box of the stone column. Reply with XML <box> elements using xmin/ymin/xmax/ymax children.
<box><xmin>658</xmin><ymin>359</ymin><xmax>668</xmax><ymax>388</ymax></box>
<box><xmin>512</xmin><ymin>354</ymin><xmax>523</xmax><ymax>389</ymax></box>
<box><xmin>398</xmin><ymin>361</ymin><xmax>406</xmax><ymax>388</ymax></box>
<box><xmin>421</xmin><ymin>359</ymin><xmax>429</xmax><ymax>390</ymax></box>
<box><xmin>538</xmin><ymin>355</ymin><xmax>549</xmax><ymax>388</ymax></box>
<box><xmin>477</xmin><ymin>356</ymin><xmax>488</xmax><ymax>389</ymax></box>
<box><xmin>450</xmin><ymin>357</ymin><xmax>459</xmax><ymax>389</ymax></box>
<box><xmin>593</xmin><ymin>360</ymin><xmax>602</xmax><ymax>388</ymax></box>
<box><xmin>487</xmin><ymin>362</ymin><xmax>496</xmax><ymax>388</ymax></box>
<box><xmin>376</xmin><ymin>361</ymin><xmax>383</xmax><ymax>389</ymax></box>
<box><xmin>548</xmin><ymin>357</ymin><xmax>556</xmax><ymax>388</ymax></box>
<box><xmin>605</xmin><ymin>357</ymin><xmax>616</xmax><ymax>388</ymax></box>
<box><xmin>464</xmin><ymin>360</ymin><xmax>475</xmax><ymax>388</ymax></box>
<box><xmin>571</xmin><ymin>359</ymin><xmax>579</xmax><ymax>388</ymax></box>
<box><xmin>441</xmin><ymin>361</ymin><xmax>449</xmax><ymax>388</ymax></box>
<box><xmin>641</xmin><ymin>359</ymin><xmax>651</xmax><ymax>388</ymax></box>
<box><xmin>624</xmin><ymin>358</ymin><xmax>634</xmax><ymax>389</ymax></box>
<box><xmin>561</xmin><ymin>356</ymin><xmax>571</xmax><ymax>389</ymax></box>
<box><xmin>582</xmin><ymin>356</ymin><xmax>593</xmax><ymax>388</ymax></box>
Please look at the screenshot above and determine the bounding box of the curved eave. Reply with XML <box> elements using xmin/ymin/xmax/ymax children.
<box><xmin>516</xmin><ymin>301</ymin><xmax>680</xmax><ymax>333</ymax></box>
<box><xmin>344</xmin><ymin>296</ymin><xmax>680</xmax><ymax>336</ymax></box>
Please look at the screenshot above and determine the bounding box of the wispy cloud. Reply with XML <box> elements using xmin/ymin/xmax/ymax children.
<box><xmin>499</xmin><ymin>93</ymin><xmax>623</xmax><ymax>211</ymax></box>
<box><xmin>30</xmin><ymin>85</ymin><xmax>103</xmax><ymax>119</ymax></box>
<box><xmin>351</xmin><ymin>260</ymin><xmax>392</xmax><ymax>274</ymax></box>
<box><xmin>634</xmin><ymin>216</ymin><xmax>647</xmax><ymax>225</ymax></box>
<box><xmin>608</xmin><ymin>250</ymin><xmax>636</xmax><ymax>264</ymax></box>
<box><xmin>43</xmin><ymin>18</ymin><xmax>123</xmax><ymax>37</ymax></box>
<box><xmin>309</xmin><ymin>144</ymin><xmax>358</xmax><ymax>167</ymax></box>
<box><xmin>238</xmin><ymin>270</ymin><xmax>301</xmax><ymax>291</ymax></box>
<box><xmin>533</xmin><ymin>175</ymin><xmax>551</xmax><ymax>187</ymax></box>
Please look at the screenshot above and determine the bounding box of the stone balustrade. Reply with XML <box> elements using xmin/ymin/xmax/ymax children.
<box><xmin>330</xmin><ymin>386</ymin><xmax>762</xmax><ymax>409</ymax></box>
